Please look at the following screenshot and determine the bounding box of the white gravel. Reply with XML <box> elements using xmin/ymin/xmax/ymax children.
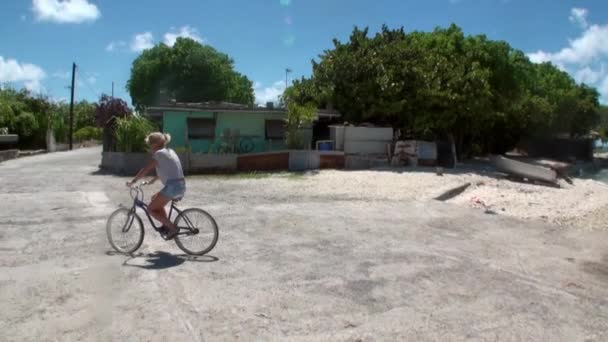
<box><xmin>202</xmin><ymin>167</ymin><xmax>608</xmax><ymax>231</ymax></box>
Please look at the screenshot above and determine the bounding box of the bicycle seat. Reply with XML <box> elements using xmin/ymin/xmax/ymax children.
<box><xmin>172</xmin><ymin>197</ymin><xmax>183</xmax><ymax>203</ymax></box>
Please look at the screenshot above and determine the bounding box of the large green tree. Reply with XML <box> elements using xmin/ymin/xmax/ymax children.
<box><xmin>290</xmin><ymin>24</ymin><xmax>601</xmax><ymax>156</ymax></box>
<box><xmin>127</xmin><ymin>38</ymin><xmax>255</xmax><ymax>110</ymax></box>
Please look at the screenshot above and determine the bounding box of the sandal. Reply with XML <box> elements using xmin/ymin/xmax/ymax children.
<box><xmin>164</xmin><ymin>228</ymin><xmax>179</xmax><ymax>240</ymax></box>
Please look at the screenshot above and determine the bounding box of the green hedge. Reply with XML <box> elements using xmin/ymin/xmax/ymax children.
<box><xmin>115</xmin><ymin>116</ymin><xmax>156</xmax><ymax>153</ymax></box>
<box><xmin>74</xmin><ymin>126</ymin><xmax>102</xmax><ymax>142</ymax></box>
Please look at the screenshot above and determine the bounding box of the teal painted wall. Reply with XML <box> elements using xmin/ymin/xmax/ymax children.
<box><xmin>163</xmin><ymin>110</ymin><xmax>293</xmax><ymax>153</ymax></box>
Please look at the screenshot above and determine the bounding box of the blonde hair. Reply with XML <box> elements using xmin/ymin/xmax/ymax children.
<box><xmin>145</xmin><ymin>132</ymin><xmax>171</xmax><ymax>147</ymax></box>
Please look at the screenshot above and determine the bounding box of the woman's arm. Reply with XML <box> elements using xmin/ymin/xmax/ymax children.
<box><xmin>127</xmin><ymin>159</ymin><xmax>157</xmax><ymax>186</ymax></box>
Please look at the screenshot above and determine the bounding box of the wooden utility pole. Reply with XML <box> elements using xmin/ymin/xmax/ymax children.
<box><xmin>111</xmin><ymin>81</ymin><xmax>114</xmax><ymax>98</ymax></box>
<box><xmin>68</xmin><ymin>63</ymin><xmax>76</xmax><ymax>150</ymax></box>
<box><xmin>285</xmin><ymin>68</ymin><xmax>292</xmax><ymax>89</ymax></box>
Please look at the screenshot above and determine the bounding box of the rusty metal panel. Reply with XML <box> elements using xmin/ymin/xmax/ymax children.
<box><xmin>320</xmin><ymin>154</ymin><xmax>345</xmax><ymax>169</ymax></box>
<box><xmin>237</xmin><ymin>152</ymin><xmax>289</xmax><ymax>171</ymax></box>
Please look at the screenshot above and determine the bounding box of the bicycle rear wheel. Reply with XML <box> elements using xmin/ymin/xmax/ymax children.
<box><xmin>174</xmin><ymin>208</ymin><xmax>219</xmax><ymax>255</ymax></box>
<box><xmin>106</xmin><ymin>208</ymin><xmax>144</xmax><ymax>254</ymax></box>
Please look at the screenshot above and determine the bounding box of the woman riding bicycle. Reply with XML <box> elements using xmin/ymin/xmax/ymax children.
<box><xmin>127</xmin><ymin>132</ymin><xmax>185</xmax><ymax>240</ymax></box>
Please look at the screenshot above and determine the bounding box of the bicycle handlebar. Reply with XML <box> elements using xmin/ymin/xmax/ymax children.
<box><xmin>127</xmin><ymin>181</ymin><xmax>149</xmax><ymax>201</ymax></box>
<box><xmin>126</xmin><ymin>181</ymin><xmax>149</xmax><ymax>189</ymax></box>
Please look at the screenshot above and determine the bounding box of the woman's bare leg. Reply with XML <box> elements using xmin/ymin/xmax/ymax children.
<box><xmin>148</xmin><ymin>193</ymin><xmax>177</xmax><ymax>235</ymax></box>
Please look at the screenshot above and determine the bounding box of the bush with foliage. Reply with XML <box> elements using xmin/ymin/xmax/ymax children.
<box><xmin>114</xmin><ymin>116</ymin><xmax>156</xmax><ymax>153</ymax></box>
<box><xmin>0</xmin><ymin>87</ymin><xmax>98</xmax><ymax>147</ymax></box>
<box><xmin>127</xmin><ymin>38</ymin><xmax>254</xmax><ymax>110</ymax></box>
<box><xmin>74</xmin><ymin>126</ymin><xmax>102</xmax><ymax>142</ymax></box>
<box><xmin>285</xmin><ymin>102</ymin><xmax>316</xmax><ymax>149</ymax></box>
<box><xmin>288</xmin><ymin>24</ymin><xmax>602</xmax><ymax>157</ymax></box>
<box><xmin>95</xmin><ymin>94</ymin><xmax>132</xmax><ymax>152</ymax></box>
<box><xmin>0</xmin><ymin>88</ymin><xmax>51</xmax><ymax>148</ymax></box>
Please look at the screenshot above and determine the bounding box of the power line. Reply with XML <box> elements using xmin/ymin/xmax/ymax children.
<box><xmin>74</xmin><ymin>65</ymin><xmax>102</xmax><ymax>99</ymax></box>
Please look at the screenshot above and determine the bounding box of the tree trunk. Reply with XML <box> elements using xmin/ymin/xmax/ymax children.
<box><xmin>449</xmin><ymin>133</ymin><xmax>458</xmax><ymax>165</ymax></box>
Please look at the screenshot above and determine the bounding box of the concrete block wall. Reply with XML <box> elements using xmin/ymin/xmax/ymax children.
<box><xmin>189</xmin><ymin>153</ymin><xmax>237</xmax><ymax>173</ymax></box>
<box><xmin>289</xmin><ymin>151</ymin><xmax>320</xmax><ymax>171</ymax></box>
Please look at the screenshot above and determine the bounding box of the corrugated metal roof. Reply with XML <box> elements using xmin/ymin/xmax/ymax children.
<box><xmin>146</xmin><ymin>101</ymin><xmax>341</xmax><ymax>119</ymax></box>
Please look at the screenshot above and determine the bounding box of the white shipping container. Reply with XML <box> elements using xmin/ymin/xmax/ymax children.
<box><xmin>329</xmin><ymin>125</ymin><xmax>345</xmax><ymax>151</ymax></box>
<box><xmin>344</xmin><ymin>127</ymin><xmax>393</xmax><ymax>141</ymax></box>
<box><xmin>344</xmin><ymin>141</ymin><xmax>389</xmax><ymax>155</ymax></box>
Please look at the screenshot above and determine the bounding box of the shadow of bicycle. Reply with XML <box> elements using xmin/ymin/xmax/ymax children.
<box><xmin>106</xmin><ymin>250</ymin><xmax>219</xmax><ymax>270</ymax></box>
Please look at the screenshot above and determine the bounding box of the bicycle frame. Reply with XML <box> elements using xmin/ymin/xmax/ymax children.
<box><xmin>132</xmin><ymin>196</ymin><xmax>182</xmax><ymax>231</ymax></box>
<box><xmin>125</xmin><ymin>185</ymin><xmax>197</xmax><ymax>237</ymax></box>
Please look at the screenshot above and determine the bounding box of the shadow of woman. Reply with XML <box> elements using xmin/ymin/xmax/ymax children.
<box><xmin>123</xmin><ymin>251</ymin><xmax>186</xmax><ymax>270</ymax></box>
<box><xmin>107</xmin><ymin>250</ymin><xmax>219</xmax><ymax>270</ymax></box>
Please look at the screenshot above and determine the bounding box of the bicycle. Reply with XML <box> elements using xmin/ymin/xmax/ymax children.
<box><xmin>106</xmin><ymin>182</ymin><xmax>219</xmax><ymax>255</ymax></box>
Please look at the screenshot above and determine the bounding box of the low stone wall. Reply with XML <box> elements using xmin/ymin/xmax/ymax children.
<box><xmin>101</xmin><ymin>150</ymin><xmax>345</xmax><ymax>175</ymax></box>
<box><xmin>289</xmin><ymin>151</ymin><xmax>320</xmax><ymax>171</ymax></box>
<box><xmin>190</xmin><ymin>153</ymin><xmax>237</xmax><ymax>173</ymax></box>
<box><xmin>0</xmin><ymin>149</ymin><xmax>19</xmax><ymax>163</ymax></box>
<box><xmin>101</xmin><ymin>152</ymin><xmax>190</xmax><ymax>176</ymax></box>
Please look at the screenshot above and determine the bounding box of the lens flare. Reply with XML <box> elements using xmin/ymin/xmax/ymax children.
<box><xmin>283</xmin><ymin>34</ymin><xmax>295</xmax><ymax>47</ymax></box>
<box><xmin>284</xmin><ymin>15</ymin><xmax>292</xmax><ymax>25</ymax></box>
<box><xmin>280</xmin><ymin>0</ymin><xmax>291</xmax><ymax>7</ymax></box>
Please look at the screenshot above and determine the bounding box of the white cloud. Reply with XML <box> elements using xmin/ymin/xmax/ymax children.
<box><xmin>528</xmin><ymin>24</ymin><xmax>608</xmax><ymax>66</ymax></box>
<box><xmin>527</xmin><ymin>8</ymin><xmax>608</xmax><ymax>104</ymax></box>
<box><xmin>52</xmin><ymin>70</ymin><xmax>70</xmax><ymax>79</ymax></box>
<box><xmin>575</xmin><ymin>65</ymin><xmax>606</xmax><ymax>85</ymax></box>
<box><xmin>130</xmin><ymin>32</ymin><xmax>154</xmax><ymax>52</ymax></box>
<box><xmin>569</xmin><ymin>8</ymin><xmax>589</xmax><ymax>29</ymax></box>
<box><xmin>32</xmin><ymin>0</ymin><xmax>100</xmax><ymax>24</ymax></box>
<box><xmin>86</xmin><ymin>75</ymin><xmax>96</xmax><ymax>84</ymax></box>
<box><xmin>163</xmin><ymin>26</ymin><xmax>203</xmax><ymax>47</ymax></box>
<box><xmin>0</xmin><ymin>56</ymin><xmax>46</xmax><ymax>93</ymax></box>
<box><xmin>106</xmin><ymin>40</ymin><xmax>126</xmax><ymax>52</ymax></box>
<box><xmin>254</xmin><ymin>80</ymin><xmax>286</xmax><ymax>105</ymax></box>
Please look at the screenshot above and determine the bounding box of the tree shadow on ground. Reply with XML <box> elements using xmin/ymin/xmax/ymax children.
<box><xmin>106</xmin><ymin>250</ymin><xmax>218</xmax><ymax>270</ymax></box>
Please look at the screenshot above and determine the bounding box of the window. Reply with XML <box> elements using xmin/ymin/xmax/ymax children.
<box><xmin>188</xmin><ymin>118</ymin><xmax>215</xmax><ymax>139</ymax></box>
<box><xmin>265</xmin><ymin>119</ymin><xmax>285</xmax><ymax>140</ymax></box>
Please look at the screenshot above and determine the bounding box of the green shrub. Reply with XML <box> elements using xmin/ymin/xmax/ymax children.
<box><xmin>74</xmin><ymin>126</ymin><xmax>102</xmax><ymax>142</ymax></box>
<box><xmin>14</xmin><ymin>112</ymin><xmax>38</xmax><ymax>137</ymax></box>
<box><xmin>285</xmin><ymin>103</ymin><xmax>315</xmax><ymax>149</ymax></box>
<box><xmin>114</xmin><ymin>116</ymin><xmax>156</xmax><ymax>153</ymax></box>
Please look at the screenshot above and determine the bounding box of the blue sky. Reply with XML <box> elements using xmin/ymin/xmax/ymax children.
<box><xmin>1</xmin><ymin>0</ymin><xmax>607</xmax><ymax>106</ymax></box>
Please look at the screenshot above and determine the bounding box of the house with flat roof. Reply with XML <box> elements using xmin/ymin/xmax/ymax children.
<box><xmin>146</xmin><ymin>102</ymin><xmax>341</xmax><ymax>154</ymax></box>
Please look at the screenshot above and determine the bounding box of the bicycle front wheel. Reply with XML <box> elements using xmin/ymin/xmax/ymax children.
<box><xmin>106</xmin><ymin>208</ymin><xmax>144</xmax><ymax>254</ymax></box>
<box><xmin>174</xmin><ymin>208</ymin><xmax>219</xmax><ymax>255</ymax></box>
